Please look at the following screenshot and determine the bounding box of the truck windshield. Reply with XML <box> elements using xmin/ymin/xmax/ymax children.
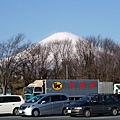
<box><xmin>34</xmin><ymin>87</ymin><xmax>42</xmax><ymax>92</ymax></box>
<box><xmin>24</xmin><ymin>87</ymin><xmax>33</xmax><ymax>94</ymax></box>
<box><xmin>116</xmin><ymin>85</ymin><xmax>120</xmax><ymax>89</ymax></box>
<box><xmin>26</xmin><ymin>95</ymin><xmax>44</xmax><ymax>103</ymax></box>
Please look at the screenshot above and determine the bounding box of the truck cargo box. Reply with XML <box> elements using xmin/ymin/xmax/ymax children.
<box><xmin>99</xmin><ymin>82</ymin><xmax>113</xmax><ymax>93</ymax></box>
<box><xmin>45</xmin><ymin>79</ymin><xmax>99</xmax><ymax>98</ymax></box>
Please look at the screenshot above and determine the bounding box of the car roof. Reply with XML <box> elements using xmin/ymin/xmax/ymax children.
<box><xmin>0</xmin><ymin>95</ymin><xmax>22</xmax><ymax>97</ymax></box>
<box><xmin>36</xmin><ymin>93</ymin><xmax>69</xmax><ymax>97</ymax></box>
<box><xmin>88</xmin><ymin>93</ymin><xmax>115</xmax><ymax>96</ymax></box>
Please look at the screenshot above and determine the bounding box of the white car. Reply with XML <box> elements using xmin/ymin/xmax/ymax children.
<box><xmin>0</xmin><ymin>95</ymin><xmax>25</xmax><ymax>115</ymax></box>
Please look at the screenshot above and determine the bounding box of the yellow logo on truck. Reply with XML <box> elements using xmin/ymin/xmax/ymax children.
<box><xmin>52</xmin><ymin>82</ymin><xmax>62</xmax><ymax>90</ymax></box>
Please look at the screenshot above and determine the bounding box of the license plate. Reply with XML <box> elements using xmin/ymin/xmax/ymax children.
<box><xmin>68</xmin><ymin>110</ymin><xmax>71</xmax><ymax>113</ymax></box>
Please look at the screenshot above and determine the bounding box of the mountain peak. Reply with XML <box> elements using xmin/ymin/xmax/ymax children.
<box><xmin>39</xmin><ymin>32</ymin><xmax>84</xmax><ymax>44</ymax></box>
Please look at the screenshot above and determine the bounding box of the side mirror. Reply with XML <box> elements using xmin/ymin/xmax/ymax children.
<box><xmin>41</xmin><ymin>101</ymin><xmax>46</xmax><ymax>104</ymax></box>
<box><xmin>87</xmin><ymin>100</ymin><xmax>90</xmax><ymax>102</ymax></box>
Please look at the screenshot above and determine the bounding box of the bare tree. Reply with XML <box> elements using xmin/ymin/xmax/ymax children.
<box><xmin>0</xmin><ymin>34</ymin><xmax>30</xmax><ymax>95</ymax></box>
<box><xmin>49</xmin><ymin>39</ymin><xmax>74</xmax><ymax>79</ymax></box>
<box><xmin>83</xmin><ymin>36</ymin><xmax>120</xmax><ymax>82</ymax></box>
<box><xmin>20</xmin><ymin>43</ymin><xmax>51</xmax><ymax>86</ymax></box>
<box><xmin>75</xmin><ymin>38</ymin><xmax>96</xmax><ymax>79</ymax></box>
<box><xmin>97</xmin><ymin>38</ymin><xmax>120</xmax><ymax>82</ymax></box>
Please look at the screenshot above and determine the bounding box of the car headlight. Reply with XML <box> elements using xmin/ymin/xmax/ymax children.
<box><xmin>74</xmin><ymin>107</ymin><xmax>82</xmax><ymax>110</ymax></box>
<box><xmin>66</xmin><ymin>107</ymin><xmax>68</xmax><ymax>109</ymax></box>
<box><xmin>28</xmin><ymin>104</ymin><xmax>35</xmax><ymax>108</ymax></box>
<box><xmin>27</xmin><ymin>105</ymin><xmax>31</xmax><ymax>108</ymax></box>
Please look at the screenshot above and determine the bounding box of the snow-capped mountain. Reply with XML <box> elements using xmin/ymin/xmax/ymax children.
<box><xmin>18</xmin><ymin>32</ymin><xmax>85</xmax><ymax>59</ymax></box>
<box><xmin>38</xmin><ymin>32</ymin><xmax>84</xmax><ymax>44</ymax></box>
<box><xmin>35</xmin><ymin>32</ymin><xmax>87</xmax><ymax>65</ymax></box>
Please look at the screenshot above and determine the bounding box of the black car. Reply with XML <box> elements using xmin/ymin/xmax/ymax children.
<box><xmin>66</xmin><ymin>93</ymin><xmax>120</xmax><ymax>117</ymax></box>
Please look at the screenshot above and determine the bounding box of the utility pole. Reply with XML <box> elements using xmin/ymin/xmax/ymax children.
<box><xmin>66</xmin><ymin>64</ymin><xmax>68</xmax><ymax>80</ymax></box>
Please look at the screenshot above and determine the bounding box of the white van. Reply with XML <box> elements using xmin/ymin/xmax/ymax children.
<box><xmin>0</xmin><ymin>95</ymin><xmax>24</xmax><ymax>115</ymax></box>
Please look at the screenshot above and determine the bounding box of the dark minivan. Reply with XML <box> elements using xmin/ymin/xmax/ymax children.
<box><xmin>66</xmin><ymin>93</ymin><xmax>120</xmax><ymax>117</ymax></box>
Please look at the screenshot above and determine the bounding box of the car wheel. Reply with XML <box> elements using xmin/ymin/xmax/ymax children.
<box><xmin>83</xmin><ymin>109</ymin><xmax>91</xmax><ymax>117</ymax></box>
<box><xmin>111</xmin><ymin>108</ymin><xmax>118</xmax><ymax>116</ymax></box>
<box><xmin>13</xmin><ymin>108</ymin><xmax>19</xmax><ymax>116</ymax></box>
<box><xmin>32</xmin><ymin>109</ymin><xmax>40</xmax><ymax>117</ymax></box>
<box><xmin>62</xmin><ymin>108</ymin><xmax>68</xmax><ymax>116</ymax></box>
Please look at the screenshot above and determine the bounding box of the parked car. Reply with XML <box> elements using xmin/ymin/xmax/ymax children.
<box><xmin>18</xmin><ymin>93</ymin><xmax>70</xmax><ymax>116</ymax></box>
<box><xmin>0</xmin><ymin>95</ymin><xmax>24</xmax><ymax>115</ymax></box>
<box><xmin>66</xmin><ymin>93</ymin><xmax>120</xmax><ymax>117</ymax></box>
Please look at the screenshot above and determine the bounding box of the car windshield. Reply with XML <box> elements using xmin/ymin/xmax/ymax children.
<box><xmin>79</xmin><ymin>95</ymin><xmax>94</xmax><ymax>102</ymax></box>
<box><xmin>26</xmin><ymin>95</ymin><xmax>44</xmax><ymax>103</ymax></box>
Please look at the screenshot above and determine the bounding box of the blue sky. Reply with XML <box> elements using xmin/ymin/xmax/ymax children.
<box><xmin>0</xmin><ymin>0</ymin><xmax>120</xmax><ymax>44</ymax></box>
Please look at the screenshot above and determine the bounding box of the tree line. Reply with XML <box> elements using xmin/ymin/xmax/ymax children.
<box><xmin>0</xmin><ymin>34</ymin><xmax>120</xmax><ymax>95</ymax></box>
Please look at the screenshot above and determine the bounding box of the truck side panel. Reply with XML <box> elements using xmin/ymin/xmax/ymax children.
<box><xmin>99</xmin><ymin>82</ymin><xmax>113</xmax><ymax>94</ymax></box>
<box><xmin>45</xmin><ymin>79</ymin><xmax>99</xmax><ymax>97</ymax></box>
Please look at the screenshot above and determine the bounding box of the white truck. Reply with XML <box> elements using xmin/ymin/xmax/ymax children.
<box><xmin>113</xmin><ymin>83</ymin><xmax>120</xmax><ymax>94</ymax></box>
<box><xmin>23</xmin><ymin>79</ymin><xmax>114</xmax><ymax>101</ymax></box>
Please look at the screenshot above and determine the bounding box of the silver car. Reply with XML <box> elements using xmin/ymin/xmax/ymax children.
<box><xmin>18</xmin><ymin>93</ymin><xmax>70</xmax><ymax>116</ymax></box>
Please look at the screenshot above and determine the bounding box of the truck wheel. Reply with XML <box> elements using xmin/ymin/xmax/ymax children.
<box><xmin>62</xmin><ymin>108</ymin><xmax>68</xmax><ymax>115</ymax></box>
<box><xmin>111</xmin><ymin>108</ymin><xmax>118</xmax><ymax>116</ymax></box>
<box><xmin>83</xmin><ymin>109</ymin><xmax>91</xmax><ymax>117</ymax></box>
<box><xmin>32</xmin><ymin>109</ymin><xmax>40</xmax><ymax>117</ymax></box>
<box><xmin>13</xmin><ymin>107</ymin><xmax>19</xmax><ymax>116</ymax></box>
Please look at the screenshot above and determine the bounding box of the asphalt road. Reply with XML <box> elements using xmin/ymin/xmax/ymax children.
<box><xmin>0</xmin><ymin>115</ymin><xmax>120</xmax><ymax>120</ymax></box>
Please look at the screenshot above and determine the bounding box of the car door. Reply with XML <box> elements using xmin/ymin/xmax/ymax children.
<box><xmin>103</xmin><ymin>94</ymin><xmax>118</xmax><ymax>113</ymax></box>
<box><xmin>38</xmin><ymin>96</ymin><xmax>53</xmax><ymax>115</ymax></box>
<box><xmin>51</xmin><ymin>95</ymin><xmax>64</xmax><ymax>114</ymax></box>
<box><xmin>90</xmin><ymin>95</ymin><xmax>104</xmax><ymax>114</ymax></box>
<box><xmin>0</xmin><ymin>96</ymin><xmax>13</xmax><ymax>114</ymax></box>
<box><xmin>0</xmin><ymin>97</ymin><xmax>3</xmax><ymax>113</ymax></box>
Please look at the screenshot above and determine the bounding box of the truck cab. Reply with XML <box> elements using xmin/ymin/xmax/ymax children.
<box><xmin>24</xmin><ymin>80</ymin><xmax>44</xmax><ymax>101</ymax></box>
<box><xmin>113</xmin><ymin>84</ymin><xmax>120</xmax><ymax>94</ymax></box>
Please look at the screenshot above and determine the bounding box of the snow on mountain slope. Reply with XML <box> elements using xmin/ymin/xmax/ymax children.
<box><xmin>17</xmin><ymin>32</ymin><xmax>84</xmax><ymax>59</ymax></box>
<box><xmin>38</xmin><ymin>32</ymin><xmax>84</xmax><ymax>44</ymax></box>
